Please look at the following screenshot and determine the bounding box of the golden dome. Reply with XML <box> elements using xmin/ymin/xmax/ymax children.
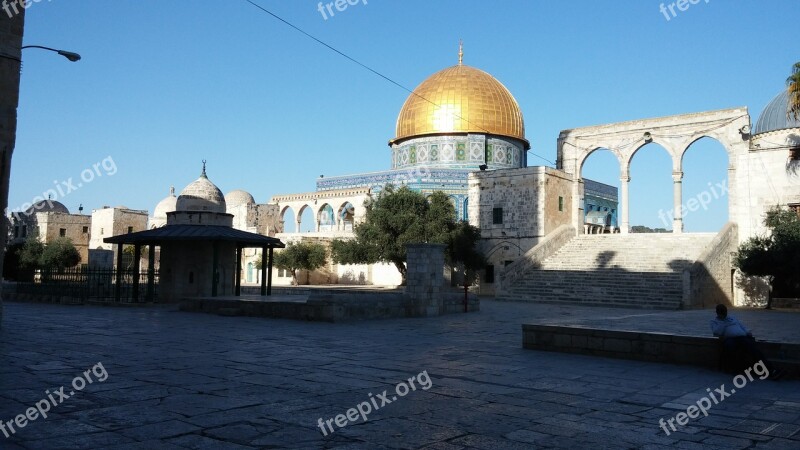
<box><xmin>392</xmin><ymin>64</ymin><xmax>528</xmax><ymax>148</ymax></box>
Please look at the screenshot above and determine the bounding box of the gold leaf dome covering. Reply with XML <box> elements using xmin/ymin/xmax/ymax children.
<box><xmin>392</xmin><ymin>64</ymin><xmax>528</xmax><ymax>148</ymax></box>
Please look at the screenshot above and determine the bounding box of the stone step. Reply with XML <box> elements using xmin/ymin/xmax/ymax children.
<box><xmin>500</xmin><ymin>233</ymin><xmax>718</xmax><ymax>310</ymax></box>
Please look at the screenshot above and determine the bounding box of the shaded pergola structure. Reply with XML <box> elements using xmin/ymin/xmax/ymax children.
<box><xmin>104</xmin><ymin>225</ymin><xmax>284</xmax><ymax>302</ymax></box>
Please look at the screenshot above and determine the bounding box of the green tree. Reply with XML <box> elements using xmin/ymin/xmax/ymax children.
<box><xmin>788</xmin><ymin>62</ymin><xmax>800</xmax><ymax>121</ymax></box>
<box><xmin>331</xmin><ymin>186</ymin><xmax>484</xmax><ymax>285</ymax></box>
<box><xmin>2</xmin><ymin>243</ymin><xmax>24</xmax><ymax>280</ymax></box>
<box><xmin>274</xmin><ymin>241</ymin><xmax>328</xmax><ymax>285</ymax></box>
<box><xmin>122</xmin><ymin>245</ymin><xmax>149</xmax><ymax>270</ymax></box>
<box><xmin>331</xmin><ymin>187</ymin><xmax>453</xmax><ymax>283</ymax></box>
<box><xmin>734</xmin><ymin>207</ymin><xmax>800</xmax><ymax>307</ymax></box>
<box><xmin>39</xmin><ymin>237</ymin><xmax>82</xmax><ymax>271</ymax></box>
<box><xmin>447</xmin><ymin>221</ymin><xmax>486</xmax><ymax>286</ymax></box>
<box><xmin>18</xmin><ymin>237</ymin><xmax>44</xmax><ymax>270</ymax></box>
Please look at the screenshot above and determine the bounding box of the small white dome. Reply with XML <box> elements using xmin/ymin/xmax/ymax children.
<box><xmin>225</xmin><ymin>190</ymin><xmax>256</xmax><ymax>207</ymax></box>
<box><xmin>176</xmin><ymin>165</ymin><xmax>226</xmax><ymax>214</ymax></box>
<box><xmin>153</xmin><ymin>186</ymin><xmax>177</xmax><ymax>219</ymax></box>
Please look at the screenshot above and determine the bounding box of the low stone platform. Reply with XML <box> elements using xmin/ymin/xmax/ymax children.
<box><xmin>180</xmin><ymin>290</ymin><xmax>479</xmax><ymax>322</ymax></box>
<box><xmin>522</xmin><ymin>308</ymin><xmax>800</xmax><ymax>375</ymax></box>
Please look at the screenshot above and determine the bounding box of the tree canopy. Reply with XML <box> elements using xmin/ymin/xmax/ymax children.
<box><xmin>17</xmin><ymin>236</ymin><xmax>81</xmax><ymax>272</ymax></box>
<box><xmin>18</xmin><ymin>237</ymin><xmax>45</xmax><ymax>270</ymax></box>
<box><xmin>788</xmin><ymin>61</ymin><xmax>800</xmax><ymax>121</ymax></box>
<box><xmin>331</xmin><ymin>186</ymin><xmax>484</xmax><ymax>284</ymax></box>
<box><xmin>446</xmin><ymin>220</ymin><xmax>486</xmax><ymax>285</ymax></box>
<box><xmin>40</xmin><ymin>237</ymin><xmax>82</xmax><ymax>271</ymax></box>
<box><xmin>734</xmin><ymin>207</ymin><xmax>800</xmax><ymax>301</ymax></box>
<box><xmin>273</xmin><ymin>241</ymin><xmax>328</xmax><ymax>285</ymax></box>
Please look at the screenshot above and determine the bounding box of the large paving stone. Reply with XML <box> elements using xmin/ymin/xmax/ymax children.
<box><xmin>0</xmin><ymin>300</ymin><xmax>798</xmax><ymax>448</ymax></box>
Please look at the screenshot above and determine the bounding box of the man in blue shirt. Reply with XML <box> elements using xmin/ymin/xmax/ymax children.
<box><xmin>711</xmin><ymin>304</ymin><xmax>780</xmax><ymax>378</ymax></box>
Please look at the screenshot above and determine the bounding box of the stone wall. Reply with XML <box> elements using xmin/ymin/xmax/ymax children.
<box><xmin>522</xmin><ymin>323</ymin><xmax>800</xmax><ymax>370</ymax></box>
<box><xmin>683</xmin><ymin>222</ymin><xmax>737</xmax><ymax>308</ymax></box>
<box><xmin>497</xmin><ymin>224</ymin><xmax>576</xmax><ymax>296</ymax></box>
<box><xmin>405</xmin><ymin>244</ymin><xmax>446</xmax><ymax>317</ymax></box>
<box><xmin>736</xmin><ymin>130</ymin><xmax>800</xmax><ymax>242</ymax></box>
<box><xmin>0</xmin><ymin>6</ymin><xmax>25</xmax><ymax>325</ymax></box>
<box><xmin>37</xmin><ymin>212</ymin><xmax>92</xmax><ymax>263</ymax></box>
<box><xmin>468</xmin><ymin>166</ymin><xmax>573</xmax><ymax>294</ymax></box>
<box><xmin>158</xmin><ymin>241</ymin><xmax>237</xmax><ymax>302</ymax></box>
<box><xmin>91</xmin><ymin>207</ymin><xmax>149</xmax><ymax>251</ymax></box>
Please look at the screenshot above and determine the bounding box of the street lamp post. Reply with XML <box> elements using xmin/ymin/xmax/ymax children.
<box><xmin>0</xmin><ymin>34</ymin><xmax>80</xmax><ymax>326</ymax></box>
<box><xmin>0</xmin><ymin>8</ymin><xmax>25</xmax><ymax>328</ymax></box>
<box><xmin>22</xmin><ymin>45</ymin><xmax>81</xmax><ymax>62</ymax></box>
<box><xmin>0</xmin><ymin>45</ymin><xmax>81</xmax><ymax>62</ymax></box>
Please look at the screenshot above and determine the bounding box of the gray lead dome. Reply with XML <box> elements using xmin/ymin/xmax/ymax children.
<box><xmin>753</xmin><ymin>90</ymin><xmax>800</xmax><ymax>135</ymax></box>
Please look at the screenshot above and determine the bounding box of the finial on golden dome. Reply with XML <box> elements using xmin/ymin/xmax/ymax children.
<box><xmin>458</xmin><ymin>40</ymin><xmax>463</xmax><ymax>65</ymax></box>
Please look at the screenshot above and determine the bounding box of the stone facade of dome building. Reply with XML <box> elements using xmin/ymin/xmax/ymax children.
<box><xmin>741</xmin><ymin>90</ymin><xmax>800</xmax><ymax>239</ymax></box>
<box><xmin>7</xmin><ymin>200</ymin><xmax>93</xmax><ymax>265</ymax></box>
<box><xmin>90</xmin><ymin>206</ymin><xmax>149</xmax><ymax>267</ymax></box>
<box><xmin>224</xmin><ymin>190</ymin><xmax>283</xmax><ymax>285</ymax></box>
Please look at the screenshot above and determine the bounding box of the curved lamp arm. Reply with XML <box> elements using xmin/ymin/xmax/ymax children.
<box><xmin>21</xmin><ymin>45</ymin><xmax>81</xmax><ymax>62</ymax></box>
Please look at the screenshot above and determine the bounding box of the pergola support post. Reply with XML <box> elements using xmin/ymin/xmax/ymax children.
<box><xmin>115</xmin><ymin>243</ymin><xmax>123</xmax><ymax>303</ymax></box>
<box><xmin>260</xmin><ymin>246</ymin><xmax>267</xmax><ymax>296</ymax></box>
<box><xmin>146</xmin><ymin>244</ymin><xmax>155</xmax><ymax>302</ymax></box>
<box><xmin>267</xmin><ymin>247</ymin><xmax>274</xmax><ymax>296</ymax></box>
<box><xmin>132</xmin><ymin>244</ymin><xmax>141</xmax><ymax>302</ymax></box>
<box><xmin>211</xmin><ymin>241</ymin><xmax>219</xmax><ymax>297</ymax></box>
<box><xmin>235</xmin><ymin>245</ymin><xmax>242</xmax><ymax>296</ymax></box>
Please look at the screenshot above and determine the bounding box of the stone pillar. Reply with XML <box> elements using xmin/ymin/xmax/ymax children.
<box><xmin>672</xmin><ymin>171</ymin><xmax>684</xmax><ymax>233</ymax></box>
<box><xmin>0</xmin><ymin>5</ymin><xmax>25</xmax><ymax>325</ymax></box>
<box><xmin>620</xmin><ymin>168</ymin><xmax>630</xmax><ymax>234</ymax></box>
<box><xmin>405</xmin><ymin>244</ymin><xmax>446</xmax><ymax>317</ymax></box>
<box><xmin>573</xmin><ymin>178</ymin><xmax>584</xmax><ymax>234</ymax></box>
<box><xmin>295</xmin><ymin>219</ymin><xmax>301</xmax><ymax>233</ymax></box>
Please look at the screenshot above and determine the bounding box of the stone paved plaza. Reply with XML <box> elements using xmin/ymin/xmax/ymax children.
<box><xmin>1</xmin><ymin>300</ymin><xmax>799</xmax><ymax>449</ymax></box>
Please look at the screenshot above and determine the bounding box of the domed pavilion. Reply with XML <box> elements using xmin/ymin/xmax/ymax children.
<box><xmin>105</xmin><ymin>163</ymin><xmax>284</xmax><ymax>302</ymax></box>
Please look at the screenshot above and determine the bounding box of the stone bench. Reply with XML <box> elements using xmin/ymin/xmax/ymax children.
<box><xmin>522</xmin><ymin>324</ymin><xmax>800</xmax><ymax>373</ymax></box>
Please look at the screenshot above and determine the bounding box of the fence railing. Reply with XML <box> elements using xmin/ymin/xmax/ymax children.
<box><xmin>6</xmin><ymin>268</ymin><xmax>159</xmax><ymax>304</ymax></box>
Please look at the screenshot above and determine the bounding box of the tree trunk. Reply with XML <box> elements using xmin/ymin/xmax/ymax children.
<box><xmin>394</xmin><ymin>261</ymin><xmax>407</xmax><ymax>286</ymax></box>
<box><xmin>291</xmin><ymin>269</ymin><xmax>298</xmax><ymax>286</ymax></box>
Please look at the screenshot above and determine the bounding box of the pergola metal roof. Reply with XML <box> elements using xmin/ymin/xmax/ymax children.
<box><xmin>104</xmin><ymin>224</ymin><xmax>285</xmax><ymax>248</ymax></box>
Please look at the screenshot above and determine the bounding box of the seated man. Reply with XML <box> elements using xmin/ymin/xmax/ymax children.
<box><xmin>711</xmin><ymin>304</ymin><xmax>780</xmax><ymax>377</ymax></box>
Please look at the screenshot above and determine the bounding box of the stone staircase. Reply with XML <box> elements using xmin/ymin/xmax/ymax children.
<box><xmin>499</xmin><ymin>233</ymin><xmax>717</xmax><ymax>309</ymax></box>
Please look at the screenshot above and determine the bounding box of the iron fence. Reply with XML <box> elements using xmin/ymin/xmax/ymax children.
<box><xmin>8</xmin><ymin>268</ymin><xmax>159</xmax><ymax>304</ymax></box>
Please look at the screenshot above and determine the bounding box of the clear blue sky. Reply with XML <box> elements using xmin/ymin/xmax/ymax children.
<box><xmin>10</xmin><ymin>0</ymin><xmax>798</xmax><ymax>232</ymax></box>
